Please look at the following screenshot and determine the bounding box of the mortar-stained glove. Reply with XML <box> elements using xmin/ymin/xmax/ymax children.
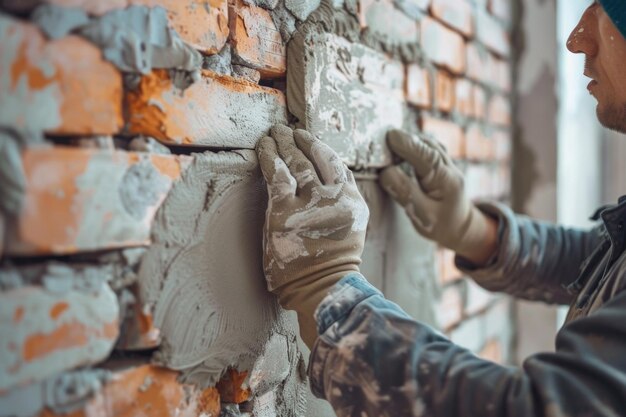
<box><xmin>256</xmin><ymin>125</ymin><xmax>369</xmax><ymax>348</ymax></box>
<box><xmin>380</xmin><ymin>129</ymin><xmax>491</xmax><ymax>259</ymax></box>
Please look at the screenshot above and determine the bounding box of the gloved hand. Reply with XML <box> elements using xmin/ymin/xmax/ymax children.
<box><xmin>380</xmin><ymin>129</ymin><xmax>494</xmax><ymax>262</ymax></box>
<box><xmin>256</xmin><ymin>125</ymin><xmax>369</xmax><ymax>348</ymax></box>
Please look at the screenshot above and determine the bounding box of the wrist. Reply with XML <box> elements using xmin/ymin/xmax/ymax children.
<box><xmin>274</xmin><ymin>264</ymin><xmax>360</xmax><ymax>348</ymax></box>
<box><xmin>454</xmin><ymin>208</ymin><xmax>499</xmax><ymax>266</ymax></box>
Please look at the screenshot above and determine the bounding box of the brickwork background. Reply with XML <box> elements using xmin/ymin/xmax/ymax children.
<box><xmin>0</xmin><ymin>0</ymin><xmax>515</xmax><ymax>415</ymax></box>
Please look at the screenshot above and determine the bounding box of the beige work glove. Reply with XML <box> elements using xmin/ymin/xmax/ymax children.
<box><xmin>256</xmin><ymin>125</ymin><xmax>369</xmax><ymax>348</ymax></box>
<box><xmin>380</xmin><ymin>130</ymin><xmax>491</xmax><ymax>259</ymax></box>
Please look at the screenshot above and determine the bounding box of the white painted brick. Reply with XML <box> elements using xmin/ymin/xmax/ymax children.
<box><xmin>5</xmin><ymin>146</ymin><xmax>191</xmax><ymax>256</ymax></box>
<box><xmin>288</xmin><ymin>32</ymin><xmax>406</xmax><ymax>168</ymax></box>
<box><xmin>0</xmin><ymin>264</ymin><xmax>119</xmax><ymax>391</ymax></box>
<box><xmin>394</xmin><ymin>0</ymin><xmax>430</xmax><ymax>19</ymax></box>
<box><xmin>475</xmin><ymin>9</ymin><xmax>509</xmax><ymax>56</ymax></box>
<box><xmin>359</xmin><ymin>0</ymin><xmax>420</xmax><ymax>52</ymax></box>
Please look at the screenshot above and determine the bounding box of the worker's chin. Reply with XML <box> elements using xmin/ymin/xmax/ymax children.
<box><xmin>596</xmin><ymin>101</ymin><xmax>626</xmax><ymax>134</ymax></box>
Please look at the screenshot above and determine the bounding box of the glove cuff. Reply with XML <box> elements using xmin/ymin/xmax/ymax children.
<box><xmin>449</xmin><ymin>204</ymin><xmax>493</xmax><ymax>258</ymax></box>
<box><xmin>273</xmin><ymin>263</ymin><xmax>360</xmax><ymax>348</ymax></box>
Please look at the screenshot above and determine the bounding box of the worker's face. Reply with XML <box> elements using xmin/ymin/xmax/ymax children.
<box><xmin>567</xmin><ymin>2</ymin><xmax>626</xmax><ymax>133</ymax></box>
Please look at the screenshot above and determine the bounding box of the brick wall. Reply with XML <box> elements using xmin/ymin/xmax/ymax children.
<box><xmin>0</xmin><ymin>0</ymin><xmax>515</xmax><ymax>415</ymax></box>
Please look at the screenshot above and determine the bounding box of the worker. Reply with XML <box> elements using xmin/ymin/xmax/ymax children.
<box><xmin>256</xmin><ymin>1</ymin><xmax>626</xmax><ymax>416</ymax></box>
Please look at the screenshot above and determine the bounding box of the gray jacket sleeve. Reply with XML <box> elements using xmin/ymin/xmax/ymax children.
<box><xmin>456</xmin><ymin>202</ymin><xmax>604</xmax><ymax>305</ymax></box>
<box><xmin>310</xmin><ymin>274</ymin><xmax>626</xmax><ymax>417</ymax></box>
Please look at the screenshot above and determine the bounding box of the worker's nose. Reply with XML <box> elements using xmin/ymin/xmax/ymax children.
<box><xmin>567</xmin><ymin>6</ymin><xmax>599</xmax><ymax>57</ymax></box>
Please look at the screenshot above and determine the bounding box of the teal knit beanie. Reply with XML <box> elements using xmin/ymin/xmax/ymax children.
<box><xmin>600</xmin><ymin>0</ymin><xmax>626</xmax><ymax>39</ymax></box>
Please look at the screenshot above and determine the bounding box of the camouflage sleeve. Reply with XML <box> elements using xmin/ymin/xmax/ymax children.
<box><xmin>456</xmin><ymin>202</ymin><xmax>605</xmax><ymax>305</ymax></box>
<box><xmin>309</xmin><ymin>273</ymin><xmax>626</xmax><ymax>417</ymax></box>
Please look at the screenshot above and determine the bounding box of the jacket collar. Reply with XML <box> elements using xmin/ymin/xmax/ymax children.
<box><xmin>598</xmin><ymin>196</ymin><xmax>626</xmax><ymax>251</ymax></box>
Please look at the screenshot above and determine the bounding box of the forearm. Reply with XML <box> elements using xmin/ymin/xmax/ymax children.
<box><xmin>310</xmin><ymin>274</ymin><xmax>626</xmax><ymax>417</ymax></box>
<box><xmin>456</xmin><ymin>202</ymin><xmax>604</xmax><ymax>304</ymax></box>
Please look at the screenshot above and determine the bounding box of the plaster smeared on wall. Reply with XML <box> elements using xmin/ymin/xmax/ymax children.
<box><xmin>284</xmin><ymin>0</ymin><xmax>321</xmax><ymax>21</ymax></box>
<box><xmin>0</xmin><ymin>129</ymin><xmax>45</xmax><ymax>217</ymax></box>
<box><xmin>138</xmin><ymin>150</ymin><xmax>307</xmax><ymax>413</ymax></box>
<box><xmin>270</xmin><ymin>1</ymin><xmax>299</xmax><ymax>42</ymax></box>
<box><xmin>0</xmin><ymin>369</ymin><xmax>111</xmax><ymax>417</ymax></box>
<box><xmin>300</xmin><ymin>0</ymin><xmax>360</xmax><ymax>42</ymax></box>
<box><xmin>287</xmin><ymin>29</ymin><xmax>405</xmax><ymax>167</ymax></box>
<box><xmin>356</xmin><ymin>179</ymin><xmax>438</xmax><ymax>324</ymax></box>
<box><xmin>247</xmin><ymin>0</ymin><xmax>280</xmax><ymax>10</ymax></box>
<box><xmin>359</xmin><ymin>0</ymin><xmax>421</xmax><ymax>62</ymax></box>
<box><xmin>204</xmin><ymin>44</ymin><xmax>234</xmax><ymax>76</ymax></box>
<box><xmin>78</xmin><ymin>5</ymin><xmax>202</xmax><ymax>89</ymax></box>
<box><xmin>0</xmin><ymin>264</ymin><xmax>119</xmax><ymax>391</ymax></box>
<box><xmin>357</xmin><ymin>179</ymin><xmax>389</xmax><ymax>291</ymax></box>
<box><xmin>512</xmin><ymin>0</ymin><xmax>558</xmax><ymax>219</ymax></box>
<box><xmin>27</xmin><ymin>4</ymin><xmax>203</xmax><ymax>90</ymax></box>
<box><xmin>31</xmin><ymin>4</ymin><xmax>90</xmax><ymax>39</ymax></box>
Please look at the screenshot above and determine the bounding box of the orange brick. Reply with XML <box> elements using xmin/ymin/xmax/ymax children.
<box><xmin>455</xmin><ymin>78</ymin><xmax>473</xmax><ymax>117</ymax></box>
<box><xmin>0</xmin><ymin>266</ymin><xmax>119</xmax><ymax>390</ymax></box>
<box><xmin>406</xmin><ymin>63</ymin><xmax>431</xmax><ymax>108</ymax></box>
<box><xmin>435</xmin><ymin>70</ymin><xmax>455</xmax><ymax>112</ymax></box>
<box><xmin>126</xmin><ymin>69</ymin><xmax>287</xmax><ymax>147</ymax></box>
<box><xmin>217</xmin><ymin>369</ymin><xmax>251</xmax><ymax>404</ymax></box>
<box><xmin>11</xmin><ymin>0</ymin><xmax>229</xmax><ymax>54</ymax></box>
<box><xmin>438</xmin><ymin>248</ymin><xmax>463</xmax><ymax>284</ymax></box>
<box><xmin>437</xmin><ymin>284</ymin><xmax>464</xmax><ymax>330</ymax></box>
<box><xmin>430</xmin><ymin>0</ymin><xmax>474</xmax><ymax>37</ymax></box>
<box><xmin>421</xmin><ymin>16</ymin><xmax>466</xmax><ymax>74</ymax></box>
<box><xmin>5</xmin><ymin>146</ymin><xmax>191</xmax><ymax>256</ymax></box>
<box><xmin>476</xmin><ymin>9</ymin><xmax>510</xmax><ymax>56</ymax></box>
<box><xmin>421</xmin><ymin>116</ymin><xmax>465</xmax><ymax>159</ymax></box>
<box><xmin>33</xmin><ymin>365</ymin><xmax>221</xmax><ymax>417</ymax></box>
<box><xmin>479</xmin><ymin>339</ymin><xmax>503</xmax><ymax>363</ymax></box>
<box><xmin>116</xmin><ymin>284</ymin><xmax>160</xmax><ymax>351</ymax></box>
<box><xmin>0</xmin><ymin>15</ymin><xmax>123</xmax><ymax>135</ymax></box>
<box><xmin>229</xmin><ymin>0</ymin><xmax>286</xmax><ymax>78</ymax></box>
<box><xmin>488</xmin><ymin>93</ymin><xmax>512</xmax><ymax>126</ymax></box>
<box><xmin>133</xmin><ymin>0</ymin><xmax>229</xmax><ymax>55</ymax></box>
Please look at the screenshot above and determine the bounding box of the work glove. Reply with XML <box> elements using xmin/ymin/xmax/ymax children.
<box><xmin>380</xmin><ymin>129</ymin><xmax>492</xmax><ymax>261</ymax></box>
<box><xmin>256</xmin><ymin>125</ymin><xmax>369</xmax><ymax>348</ymax></box>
